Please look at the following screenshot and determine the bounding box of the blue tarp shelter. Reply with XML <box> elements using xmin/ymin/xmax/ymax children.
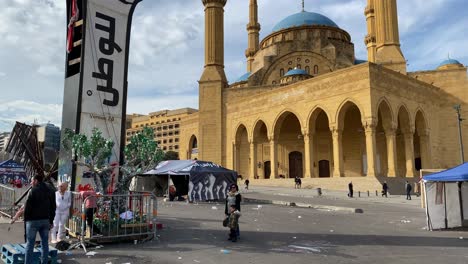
<box><xmin>423</xmin><ymin>163</ymin><xmax>468</xmax><ymax>230</ymax></box>
<box><xmin>131</xmin><ymin>160</ymin><xmax>238</xmax><ymax>202</ymax></box>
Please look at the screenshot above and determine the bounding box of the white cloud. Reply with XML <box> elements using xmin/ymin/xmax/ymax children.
<box><xmin>0</xmin><ymin>100</ymin><xmax>62</xmax><ymax>132</ymax></box>
<box><xmin>0</xmin><ymin>72</ymin><xmax>6</xmax><ymax>77</ymax></box>
<box><xmin>127</xmin><ymin>95</ymin><xmax>198</xmax><ymax>115</ymax></box>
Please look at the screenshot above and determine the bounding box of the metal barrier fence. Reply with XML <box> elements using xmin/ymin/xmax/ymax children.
<box><xmin>67</xmin><ymin>192</ymin><xmax>158</xmax><ymax>252</ymax></box>
<box><xmin>0</xmin><ymin>184</ymin><xmax>28</xmax><ymax>218</ymax></box>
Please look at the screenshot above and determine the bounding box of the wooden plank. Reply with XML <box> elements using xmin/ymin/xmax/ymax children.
<box><xmin>68</xmin><ymin>58</ymin><xmax>81</xmax><ymax>66</ymax></box>
<box><xmin>73</xmin><ymin>39</ymin><xmax>82</xmax><ymax>47</ymax></box>
<box><xmin>74</xmin><ymin>19</ymin><xmax>83</xmax><ymax>27</ymax></box>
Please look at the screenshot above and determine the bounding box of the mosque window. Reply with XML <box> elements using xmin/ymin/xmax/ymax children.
<box><xmin>305</xmin><ymin>66</ymin><xmax>310</xmax><ymax>74</ymax></box>
<box><xmin>314</xmin><ymin>65</ymin><xmax>319</xmax><ymax>74</ymax></box>
<box><xmin>297</xmin><ymin>58</ymin><xmax>301</xmax><ymax>62</ymax></box>
<box><xmin>305</xmin><ymin>59</ymin><xmax>310</xmax><ymax>63</ymax></box>
<box><xmin>297</xmin><ymin>64</ymin><xmax>301</xmax><ymax>69</ymax></box>
<box><xmin>175</xmin><ymin>138</ymin><xmax>179</xmax><ymax>142</ymax></box>
<box><xmin>175</xmin><ymin>145</ymin><xmax>179</xmax><ymax>150</ymax></box>
<box><xmin>175</xmin><ymin>124</ymin><xmax>180</xmax><ymax>128</ymax></box>
<box><xmin>280</xmin><ymin>68</ymin><xmax>284</xmax><ymax>76</ymax></box>
<box><xmin>288</xmin><ymin>61</ymin><xmax>292</xmax><ymax>65</ymax></box>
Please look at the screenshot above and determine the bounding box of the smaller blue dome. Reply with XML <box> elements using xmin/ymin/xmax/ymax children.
<box><xmin>272</xmin><ymin>11</ymin><xmax>339</xmax><ymax>32</ymax></box>
<box><xmin>354</xmin><ymin>59</ymin><xmax>367</xmax><ymax>65</ymax></box>
<box><xmin>284</xmin><ymin>68</ymin><xmax>308</xmax><ymax>77</ymax></box>
<box><xmin>234</xmin><ymin>72</ymin><xmax>251</xmax><ymax>83</ymax></box>
<box><xmin>438</xmin><ymin>59</ymin><xmax>462</xmax><ymax>68</ymax></box>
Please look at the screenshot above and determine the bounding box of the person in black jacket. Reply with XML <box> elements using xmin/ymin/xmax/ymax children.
<box><xmin>24</xmin><ymin>175</ymin><xmax>56</xmax><ymax>264</ymax></box>
<box><xmin>225</xmin><ymin>184</ymin><xmax>241</xmax><ymax>239</ymax></box>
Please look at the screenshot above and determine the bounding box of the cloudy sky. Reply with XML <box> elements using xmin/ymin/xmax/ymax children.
<box><xmin>0</xmin><ymin>0</ymin><xmax>467</xmax><ymax>132</ymax></box>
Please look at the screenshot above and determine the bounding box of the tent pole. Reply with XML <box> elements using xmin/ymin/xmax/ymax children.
<box><xmin>458</xmin><ymin>182</ymin><xmax>464</xmax><ymax>226</ymax></box>
<box><xmin>444</xmin><ymin>182</ymin><xmax>448</xmax><ymax>229</ymax></box>
<box><xmin>423</xmin><ymin>182</ymin><xmax>431</xmax><ymax>231</ymax></box>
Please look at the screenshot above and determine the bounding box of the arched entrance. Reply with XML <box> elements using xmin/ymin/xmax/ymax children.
<box><xmin>188</xmin><ymin>135</ymin><xmax>198</xmax><ymax>160</ymax></box>
<box><xmin>273</xmin><ymin>111</ymin><xmax>303</xmax><ymax>178</ymax></box>
<box><xmin>309</xmin><ymin>108</ymin><xmax>332</xmax><ymax>178</ymax></box>
<box><xmin>234</xmin><ymin>124</ymin><xmax>249</xmax><ymax>178</ymax></box>
<box><xmin>396</xmin><ymin>106</ymin><xmax>414</xmax><ymax>177</ymax></box>
<box><xmin>264</xmin><ymin>161</ymin><xmax>271</xmax><ymax>179</ymax></box>
<box><xmin>415</xmin><ymin>110</ymin><xmax>430</xmax><ymax>170</ymax></box>
<box><xmin>376</xmin><ymin>100</ymin><xmax>394</xmax><ymax>176</ymax></box>
<box><xmin>289</xmin><ymin>151</ymin><xmax>303</xmax><ymax>178</ymax></box>
<box><xmin>318</xmin><ymin>160</ymin><xmax>330</xmax><ymax>177</ymax></box>
<box><xmin>252</xmin><ymin>120</ymin><xmax>269</xmax><ymax>179</ymax></box>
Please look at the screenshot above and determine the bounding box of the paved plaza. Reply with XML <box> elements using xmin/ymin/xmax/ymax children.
<box><xmin>1</xmin><ymin>186</ymin><xmax>467</xmax><ymax>264</ymax></box>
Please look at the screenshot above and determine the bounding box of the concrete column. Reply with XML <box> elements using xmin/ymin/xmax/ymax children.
<box><xmin>385</xmin><ymin>129</ymin><xmax>397</xmax><ymax>177</ymax></box>
<box><xmin>269</xmin><ymin>137</ymin><xmax>278</xmax><ymax>179</ymax></box>
<box><xmin>332</xmin><ymin>129</ymin><xmax>344</xmax><ymax>177</ymax></box>
<box><xmin>303</xmin><ymin>132</ymin><xmax>313</xmax><ymax>178</ymax></box>
<box><xmin>232</xmin><ymin>142</ymin><xmax>237</xmax><ymax>172</ymax></box>
<box><xmin>249</xmin><ymin>141</ymin><xmax>256</xmax><ymax>179</ymax></box>
<box><xmin>404</xmin><ymin>132</ymin><xmax>416</xmax><ymax>177</ymax></box>
<box><xmin>365</xmin><ymin>125</ymin><xmax>378</xmax><ymax>176</ymax></box>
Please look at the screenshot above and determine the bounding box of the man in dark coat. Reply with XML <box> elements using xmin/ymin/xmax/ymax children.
<box><xmin>24</xmin><ymin>175</ymin><xmax>56</xmax><ymax>264</ymax></box>
<box><xmin>406</xmin><ymin>181</ymin><xmax>412</xmax><ymax>200</ymax></box>
<box><xmin>382</xmin><ymin>181</ymin><xmax>389</xmax><ymax>198</ymax></box>
<box><xmin>348</xmin><ymin>181</ymin><xmax>353</xmax><ymax>198</ymax></box>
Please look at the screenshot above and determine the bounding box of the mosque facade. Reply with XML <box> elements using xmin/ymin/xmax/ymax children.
<box><xmin>179</xmin><ymin>0</ymin><xmax>468</xmax><ymax>190</ymax></box>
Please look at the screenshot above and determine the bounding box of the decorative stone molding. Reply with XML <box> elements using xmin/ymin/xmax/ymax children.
<box><xmin>202</xmin><ymin>0</ymin><xmax>226</xmax><ymax>6</ymax></box>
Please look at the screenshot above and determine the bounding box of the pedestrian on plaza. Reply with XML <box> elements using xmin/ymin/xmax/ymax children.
<box><xmin>244</xmin><ymin>179</ymin><xmax>250</xmax><ymax>190</ymax></box>
<box><xmin>348</xmin><ymin>181</ymin><xmax>353</xmax><ymax>198</ymax></box>
<box><xmin>51</xmin><ymin>182</ymin><xmax>71</xmax><ymax>243</ymax></box>
<box><xmin>227</xmin><ymin>204</ymin><xmax>241</xmax><ymax>242</ymax></box>
<box><xmin>405</xmin><ymin>181</ymin><xmax>412</xmax><ymax>200</ymax></box>
<box><xmin>382</xmin><ymin>181</ymin><xmax>388</xmax><ymax>198</ymax></box>
<box><xmin>225</xmin><ymin>183</ymin><xmax>241</xmax><ymax>239</ymax></box>
<box><xmin>297</xmin><ymin>177</ymin><xmax>302</xmax><ymax>189</ymax></box>
<box><xmin>24</xmin><ymin>175</ymin><xmax>56</xmax><ymax>264</ymax></box>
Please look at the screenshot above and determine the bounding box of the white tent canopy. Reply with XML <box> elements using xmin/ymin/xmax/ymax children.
<box><xmin>423</xmin><ymin>163</ymin><xmax>468</xmax><ymax>230</ymax></box>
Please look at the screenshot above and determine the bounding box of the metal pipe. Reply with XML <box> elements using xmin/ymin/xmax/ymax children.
<box><xmin>454</xmin><ymin>104</ymin><xmax>464</xmax><ymax>163</ymax></box>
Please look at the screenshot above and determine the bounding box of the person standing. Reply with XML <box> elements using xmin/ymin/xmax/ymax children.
<box><xmin>405</xmin><ymin>181</ymin><xmax>412</xmax><ymax>200</ymax></box>
<box><xmin>80</xmin><ymin>188</ymin><xmax>100</xmax><ymax>235</ymax></box>
<box><xmin>227</xmin><ymin>205</ymin><xmax>241</xmax><ymax>242</ymax></box>
<box><xmin>348</xmin><ymin>181</ymin><xmax>354</xmax><ymax>198</ymax></box>
<box><xmin>244</xmin><ymin>179</ymin><xmax>250</xmax><ymax>190</ymax></box>
<box><xmin>382</xmin><ymin>181</ymin><xmax>389</xmax><ymax>198</ymax></box>
<box><xmin>51</xmin><ymin>182</ymin><xmax>71</xmax><ymax>243</ymax></box>
<box><xmin>225</xmin><ymin>184</ymin><xmax>241</xmax><ymax>239</ymax></box>
<box><xmin>24</xmin><ymin>175</ymin><xmax>56</xmax><ymax>264</ymax></box>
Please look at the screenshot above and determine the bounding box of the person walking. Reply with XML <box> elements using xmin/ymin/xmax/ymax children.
<box><xmin>225</xmin><ymin>184</ymin><xmax>241</xmax><ymax>239</ymax></box>
<box><xmin>382</xmin><ymin>181</ymin><xmax>388</xmax><ymax>198</ymax></box>
<box><xmin>348</xmin><ymin>181</ymin><xmax>354</xmax><ymax>198</ymax></box>
<box><xmin>244</xmin><ymin>179</ymin><xmax>250</xmax><ymax>190</ymax></box>
<box><xmin>51</xmin><ymin>182</ymin><xmax>71</xmax><ymax>243</ymax></box>
<box><xmin>405</xmin><ymin>181</ymin><xmax>412</xmax><ymax>200</ymax></box>
<box><xmin>24</xmin><ymin>175</ymin><xmax>56</xmax><ymax>264</ymax></box>
<box><xmin>227</xmin><ymin>204</ymin><xmax>241</xmax><ymax>242</ymax></box>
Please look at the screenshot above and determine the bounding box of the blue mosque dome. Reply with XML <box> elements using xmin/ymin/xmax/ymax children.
<box><xmin>437</xmin><ymin>59</ymin><xmax>462</xmax><ymax>68</ymax></box>
<box><xmin>285</xmin><ymin>68</ymin><xmax>308</xmax><ymax>77</ymax></box>
<box><xmin>234</xmin><ymin>72</ymin><xmax>251</xmax><ymax>83</ymax></box>
<box><xmin>272</xmin><ymin>11</ymin><xmax>339</xmax><ymax>32</ymax></box>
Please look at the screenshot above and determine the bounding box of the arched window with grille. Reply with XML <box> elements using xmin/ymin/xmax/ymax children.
<box><xmin>280</xmin><ymin>68</ymin><xmax>284</xmax><ymax>76</ymax></box>
<box><xmin>314</xmin><ymin>65</ymin><xmax>319</xmax><ymax>74</ymax></box>
<box><xmin>305</xmin><ymin>66</ymin><xmax>310</xmax><ymax>74</ymax></box>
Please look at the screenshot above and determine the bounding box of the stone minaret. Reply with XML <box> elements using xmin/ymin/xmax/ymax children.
<box><xmin>199</xmin><ymin>0</ymin><xmax>227</xmax><ymax>165</ymax></box>
<box><xmin>245</xmin><ymin>0</ymin><xmax>260</xmax><ymax>72</ymax></box>
<box><xmin>364</xmin><ymin>0</ymin><xmax>376</xmax><ymax>62</ymax></box>
<box><xmin>373</xmin><ymin>0</ymin><xmax>406</xmax><ymax>73</ymax></box>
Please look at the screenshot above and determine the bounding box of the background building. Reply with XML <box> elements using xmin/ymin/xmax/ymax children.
<box><xmin>126</xmin><ymin>108</ymin><xmax>198</xmax><ymax>156</ymax></box>
<box><xmin>37</xmin><ymin>123</ymin><xmax>61</xmax><ymax>167</ymax></box>
<box><xmin>179</xmin><ymin>0</ymin><xmax>468</xmax><ymax>191</ymax></box>
<box><xmin>0</xmin><ymin>132</ymin><xmax>11</xmax><ymax>162</ymax></box>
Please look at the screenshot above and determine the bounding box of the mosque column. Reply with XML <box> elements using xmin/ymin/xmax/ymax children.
<box><xmin>303</xmin><ymin>130</ymin><xmax>313</xmax><ymax>178</ymax></box>
<box><xmin>249</xmin><ymin>140</ymin><xmax>257</xmax><ymax>179</ymax></box>
<box><xmin>385</xmin><ymin>128</ymin><xmax>397</xmax><ymax>177</ymax></box>
<box><xmin>269</xmin><ymin>136</ymin><xmax>278</xmax><ymax>179</ymax></box>
<box><xmin>232</xmin><ymin>142</ymin><xmax>237</xmax><ymax>172</ymax></box>
<box><xmin>365</xmin><ymin>124</ymin><xmax>378</xmax><ymax>177</ymax></box>
<box><xmin>331</xmin><ymin>128</ymin><xmax>344</xmax><ymax>177</ymax></box>
<box><xmin>404</xmin><ymin>131</ymin><xmax>416</xmax><ymax>177</ymax></box>
<box><xmin>419</xmin><ymin>130</ymin><xmax>432</xmax><ymax>169</ymax></box>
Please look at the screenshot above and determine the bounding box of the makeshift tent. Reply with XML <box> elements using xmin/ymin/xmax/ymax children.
<box><xmin>423</xmin><ymin>162</ymin><xmax>468</xmax><ymax>230</ymax></box>
<box><xmin>0</xmin><ymin>159</ymin><xmax>28</xmax><ymax>187</ymax></box>
<box><xmin>132</xmin><ymin>160</ymin><xmax>238</xmax><ymax>202</ymax></box>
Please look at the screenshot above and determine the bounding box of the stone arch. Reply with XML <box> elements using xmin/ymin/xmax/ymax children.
<box><xmin>252</xmin><ymin>119</ymin><xmax>269</xmax><ymax>179</ymax></box>
<box><xmin>234</xmin><ymin>124</ymin><xmax>249</xmax><ymax>179</ymax></box>
<box><xmin>308</xmin><ymin>107</ymin><xmax>332</xmax><ymax>177</ymax></box>
<box><xmin>188</xmin><ymin>135</ymin><xmax>198</xmax><ymax>160</ymax></box>
<box><xmin>375</xmin><ymin>98</ymin><xmax>395</xmax><ymax>176</ymax></box>
<box><xmin>335</xmin><ymin>99</ymin><xmax>366</xmax><ymax>130</ymax></box>
<box><xmin>336</xmin><ymin>100</ymin><xmax>366</xmax><ymax>176</ymax></box>
<box><xmin>414</xmin><ymin>109</ymin><xmax>431</xmax><ymax>170</ymax></box>
<box><xmin>272</xmin><ymin>111</ymin><xmax>303</xmax><ymax>178</ymax></box>
<box><xmin>272</xmin><ymin>109</ymin><xmax>304</xmax><ymax>136</ymax></box>
<box><xmin>396</xmin><ymin>105</ymin><xmax>414</xmax><ymax>177</ymax></box>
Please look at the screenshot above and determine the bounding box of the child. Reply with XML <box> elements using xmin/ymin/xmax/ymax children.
<box><xmin>227</xmin><ymin>204</ymin><xmax>241</xmax><ymax>242</ymax></box>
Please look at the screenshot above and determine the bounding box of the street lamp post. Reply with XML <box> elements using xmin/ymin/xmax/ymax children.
<box><xmin>453</xmin><ymin>104</ymin><xmax>464</xmax><ymax>163</ymax></box>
